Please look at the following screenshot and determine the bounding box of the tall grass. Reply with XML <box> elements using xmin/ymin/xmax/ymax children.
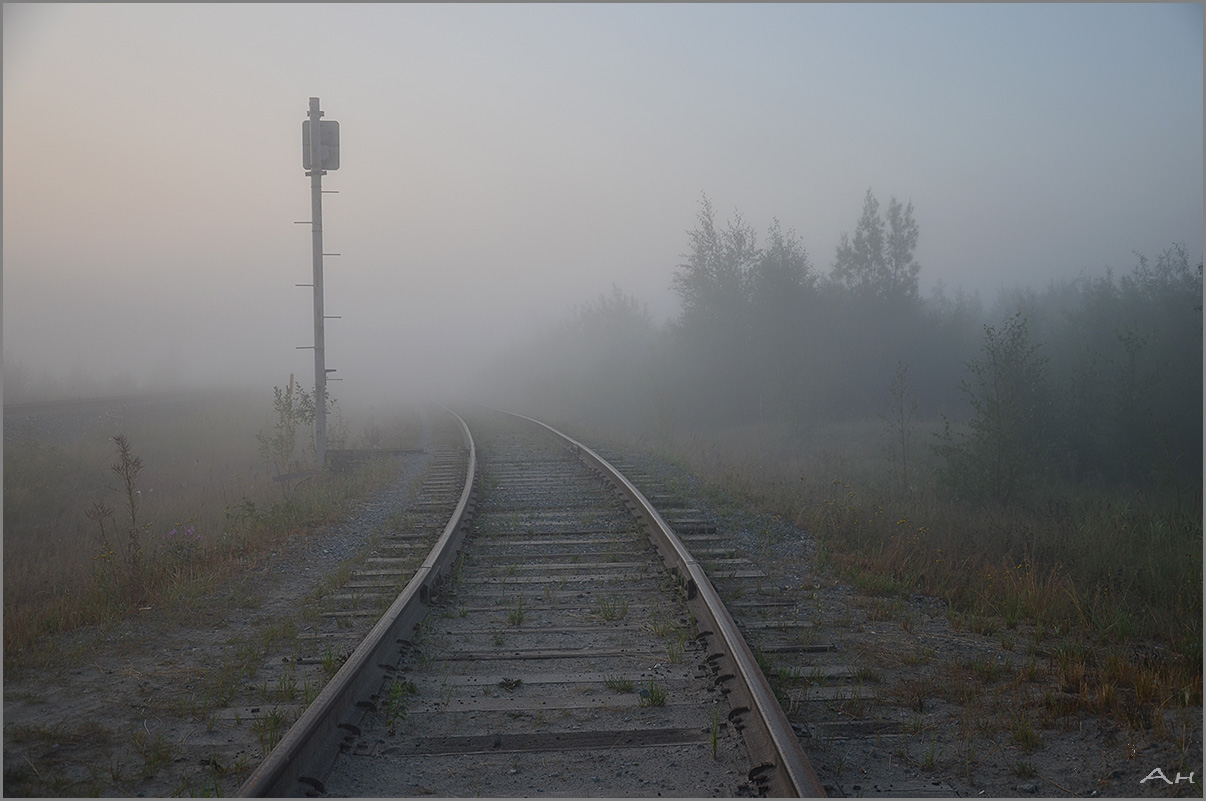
<box><xmin>3</xmin><ymin>392</ymin><xmax>419</xmax><ymax>667</ymax></box>
<box><xmin>615</xmin><ymin>418</ymin><xmax>1201</xmax><ymax>707</ymax></box>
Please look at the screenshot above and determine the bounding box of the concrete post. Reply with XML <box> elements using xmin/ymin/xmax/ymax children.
<box><xmin>306</xmin><ymin>97</ymin><xmax>328</xmax><ymax>470</ymax></box>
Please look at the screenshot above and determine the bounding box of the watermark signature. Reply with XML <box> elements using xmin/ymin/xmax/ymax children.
<box><xmin>1140</xmin><ymin>768</ymin><xmax>1195</xmax><ymax>786</ymax></box>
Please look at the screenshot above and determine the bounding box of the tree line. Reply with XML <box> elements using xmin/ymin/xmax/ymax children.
<box><xmin>501</xmin><ymin>191</ymin><xmax>1202</xmax><ymax>502</ymax></box>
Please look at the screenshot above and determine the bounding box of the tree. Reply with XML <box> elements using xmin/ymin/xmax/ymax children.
<box><xmin>831</xmin><ymin>189</ymin><xmax>921</xmax><ymax>302</ymax></box>
<box><xmin>256</xmin><ymin>376</ymin><xmax>318</xmax><ymax>490</ymax></box>
<box><xmin>1041</xmin><ymin>244</ymin><xmax>1203</xmax><ymax>487</ymax></box>
<box><xmin>572</xmin><ymin>283</ymin><xmax>652</xmax><ymax>334</ymax></box>
<box><xmin>669</xmin><ymin>195</ymin><xmax>762</xmax><ymax>423</ymax></box>
<box><xmin>1112</xmin><ymin>244</ymin><xmax>1202</xmax><ymax>485</ymax></box>
<box><xmin>671</xmin><ymin>194</ymin><xmax>759</xmax><ymax>328</ymax></box>
<box><xmin>884</xmin><ymin>196</ymin><xmax>921</xmax><ymax>299</ymax></box>
<box><xmin>882</xmin><ymin>363</ymin><xmax>918</xmax><ymax>500</ymax></box>
<box><xmin>748</xmin><ymin>219</ymin><xmax>817</xmax><ymax>419</ymax></box>
<box><xmin>831</xmin><ymin>189</ymin><xmax>885</xmax><ymax>297</ymax></box>
<box><xmin>550</xmin><ymin>285</ymin><xmax>659</xmax><ymax>427</ymax></box>
<box><xmin>934</xmin><ymin>311</ymin><xmax>1050</xmax><ymax>505</ymax></box>
<box><xmin>749</xmin><ymin>218</ymin><xmax>815</xmax><ymax>308</ymax></box>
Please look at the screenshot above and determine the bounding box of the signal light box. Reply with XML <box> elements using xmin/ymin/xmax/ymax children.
<box><xmin>302</xmin><ymin>119</ymin><xmax>340</xmax><ymax>170</ymax></box>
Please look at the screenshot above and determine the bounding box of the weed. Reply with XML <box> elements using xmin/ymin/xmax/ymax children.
<box><xmin>416</xmin><ymin>647</ymin><xmax>437</xmax><ymax>669</ymax></box>
<box><xmin>826</xmin><ymin>748</ymin><xmax>851</xmax><ymax>780</ymax></box>
<box><xmin>1032</xmin><ymin>621</ymin><xmax>1046</xmax><ymax>644</ymax></box>
<box><xmin>255</xmin><ymin>377</ymin><xmax>317</xmax><ymax>489</ymax></box>
<box><xmin>963</xmin><ymin>654</ymin><xmax>1007</xmax><ymax>683</ymax></box>
<box><xmin>508</xmin><ymin>596</ymin><xmax>526</xmax><ymax>626</ymax></box>
<box><xmin>638</xmin><ymin>680</ymin><xmax>667</xmax><ymax>707</ymax></box>
<box><xmin>754</xmin><ymin>647</ymin><xmax>776</xmax><ymax>678</ymax></box>
<box><xmin>251</xmin><ymin>707</ymin><xmax>291</xmax><ymax>754</ymax></box>
<box><xmin>837</xmin><ymin>686</ymin><xmax>869</xmax><ymax>718</ymax></box>
<box><xmin>861</xmin><ymin>595</ymin><xmax>902</xmax><ymax>621</ymax></box>
<box><xmin>646</xmin><ymin>612</ymin><xmax>677</xmax><ymax>637</ymax></box>
<box><xmin>321</xmin><ymin>644</ymin><xmax>349</xmax><ymax>679</ymax></box>
<box><xmin>967</xmin><ymin>615</ymin><xmax>999</xmax><ymax>637</ymax></box>
<box><xmin>273</xmin><ymin>662</ymin><xmax>299</xmax><ymax>701</ymax></box>
<box><xmin>854</xmin><ymin>665</ymin><xmax>882</xmax><ymax>684</ymax></box>
<box><xmin>654</xmin><ymin>418</ymin><xmax>1201</xmax><ymax>719</ymax></box>
<box><xmin>1011</xmin><ymin>714</ymin><xmax>1043</xmax><ymax>752</ymax></box>
<box><xmin>111</xmin><ymin>435</ymin><xmax>146</xmax><ymax>571</ymax></box>
<box><xmin>5</xmin><ymin>397</ymin><xmax>404</xmax><ymax>664</ymax></box>
<box><xmin>595</xmin><ymin>595</ymin><xmax>629</xmax><ymax>621</ymax></box>
<box><xmin>901</xmin><ymin>647</ymin><xmax>935</xmax><ymax>667</ymax></box>
<box><xmin>773</xmin><ymin>680</ymin><xmax>799</xmax><ymax>716</ymax></box>
<box><xmin>922</xmin><ymin>735</ymin><xmax>939</xmax><ymax>771</ymax></box>
<box><xmin>85</xmin><ymin>501</ymin><xmax>117</xmax><ymax>567</ymax></box>
<box><xmin>131</xmin><ymin>728</ymin><xmax>176</xmax><ymax>778</ymax></box>
<box><xmin>605</xmin><ymin>676</ymin><xmax>634</xmax><ymax>692</ymax></box>
<box><xmin>385</xmin><ymin>680</ymin><xmax>418</xmax><ymax>727</ymax></box>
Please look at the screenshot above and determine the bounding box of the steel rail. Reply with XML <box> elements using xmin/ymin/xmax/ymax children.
<box><xmin>237</xmin><ymin>406</ymin><xmax>477</xmax><ymax>797</ymax></box>
<box><xmin>506</xmin><ymin>411</ymin><xmax>826</xmax><ymax>798</ymax></box>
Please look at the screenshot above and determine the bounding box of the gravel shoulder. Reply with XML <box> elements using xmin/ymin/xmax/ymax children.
<box><xmin>611</xmin><ymin>440</ymin><xmax>1203</xmax><ymax>799</ymax></box>
<box><xmin>3</xmin><ymin>429</ymin><xmax>437</xmax><ymax>797</ymax></box>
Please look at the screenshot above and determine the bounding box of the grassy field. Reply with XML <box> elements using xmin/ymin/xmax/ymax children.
<box><xmin>3</xmin><ymin>391</ymin><xmax>422</xmax><ymax>666</ymax></box>
<box><xmin>613</xmin><ymin>417</ymin><xmax>1202</xmax><ymax>726</ymax></box>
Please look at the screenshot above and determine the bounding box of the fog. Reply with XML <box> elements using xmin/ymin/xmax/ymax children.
<box><xmin>3</xmin><ymin>4</ymin><xmax>1202</xmax><ymax>419</ymax></box>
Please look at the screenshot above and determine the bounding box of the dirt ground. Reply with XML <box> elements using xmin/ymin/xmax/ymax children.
<box><xmin>617</xmin><ymin>445</ymin><xmax>1204</xmax><ymax>799</ymax></box>
<box><xmin>3</xmin><ymin>441</ymin><xmax>438</xmax><ymax>798</ymax></box>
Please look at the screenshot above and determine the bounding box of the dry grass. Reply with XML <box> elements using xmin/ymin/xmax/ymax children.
<box><xmin>615</xmin><ymin>418</ymin><xmax>1201</xmax><ymax>725</ymax></box>
<box><xmin>3</xmin><ymin>392</ymin><xmax>420</xmax><ymax>666</ymax></box>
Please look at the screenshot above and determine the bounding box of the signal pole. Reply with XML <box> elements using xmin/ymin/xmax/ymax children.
<box><xmin>302</xmin><ymin>97</ymin><xmax>339</xmax><ymax>470</ymax></box>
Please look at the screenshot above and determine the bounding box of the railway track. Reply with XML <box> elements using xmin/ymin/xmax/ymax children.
<box><xmin>238</xmin><ymin>409</ymin><xmax>824</xmax><ymax>797</ymax></box>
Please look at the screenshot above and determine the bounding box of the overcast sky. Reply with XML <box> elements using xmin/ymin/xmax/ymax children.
<box><xmin>4</xmin><ymin>3</ymin><xmax>1202</xmax><ymax>403</ymax></box>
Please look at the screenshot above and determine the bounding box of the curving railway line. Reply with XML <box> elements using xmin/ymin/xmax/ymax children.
<box><xmin>238</xmin><ymin>408</ymin><xmax>826</xmax><ymax>797</ymax></box>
